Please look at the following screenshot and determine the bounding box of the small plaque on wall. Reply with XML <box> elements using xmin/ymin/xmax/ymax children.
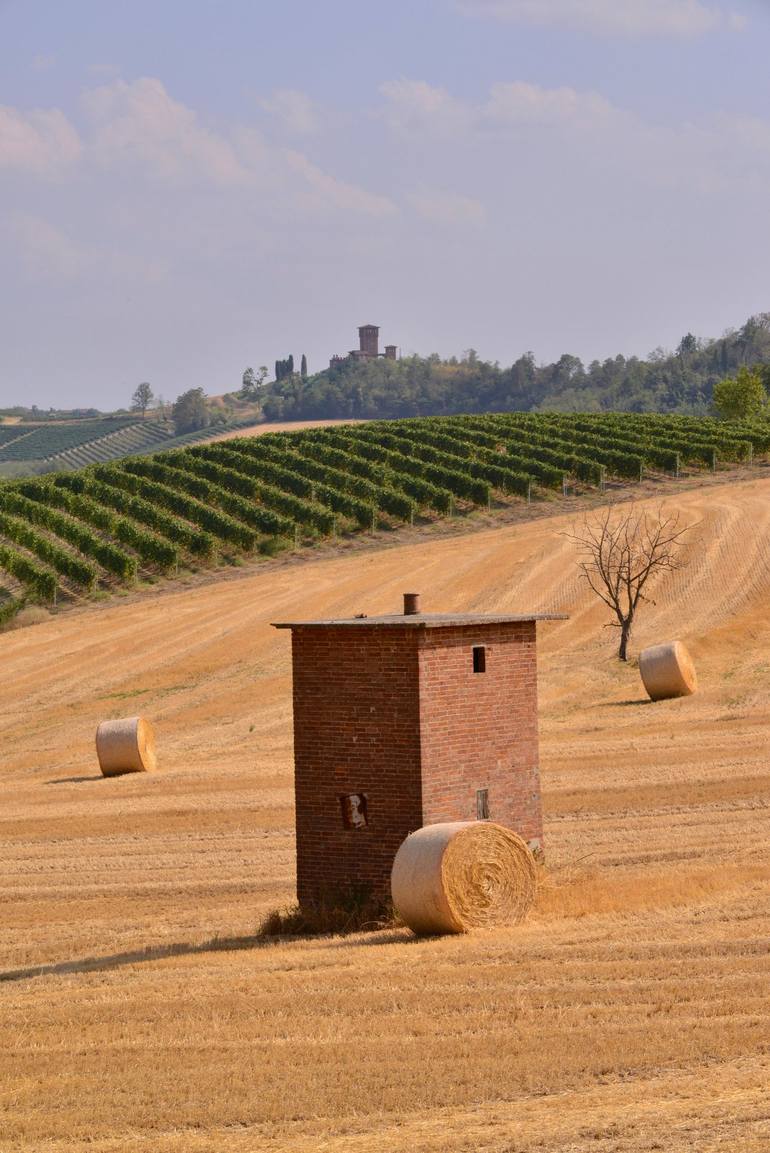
<box><xmin>340</xmin><ymin>793</ymin><xmax>368</xmax><ymax>829</ymax></box>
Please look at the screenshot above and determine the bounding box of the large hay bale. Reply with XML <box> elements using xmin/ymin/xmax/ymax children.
<box><xmin>96</xmin><ymin>716</ymin><xmax>157</xmax><ymax>777</ymax></box>
<box><xmin>391</xmin><ymin>821</ymin><xmax>537</xmax><ymax>936</ymax></box>
<box><xmin>639</xmin><ymin>640</ymin><xmax>697</xmax><ymax>701</ymax></box>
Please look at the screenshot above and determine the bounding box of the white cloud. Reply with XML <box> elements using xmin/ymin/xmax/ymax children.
<box><xmin>78</xmin><ymin>78</ymin><xmax>394</xmax><ymax>217</ymax></box>
<box><xmin>408</xmin><ymin>188</ymin><xmax>485</xmax><ymax>226</ymax></box>
<box><xmin>381</xmin><ymin>77</ymin><xmax>619</xmax><ymax>139</ymax></box>
<box><xmin>260</xmin><ymin>88</ymin><xmax>320</xmax><ymax>135</ymax></box>
<box><xmin>379</xmin><ymin>79</ymin><xmax>472</xmax><ymax>137</ymax></box>
<box><xmin>0</xmin><ymin>105</ymin><xmax>81</xmax><ymax>176</ymax></box>
<box><xmin>484</xmin><ymin>81</ymin><xmax>615</xmax><ymax>126</ymax></box>
<box><xmin>0</xmin><ymin>79</ymin><xmax>395</xmax><ymax>224</ymax></box>
<box><xmin>284</xmin><ymin>150</ymin><xmax>397</xmax><ymax>217</ymax></box>
<box><xmin>82</xmin><ymin>77</ymin><xmax>249</xmax><ymax>187</ymax></box>
<box><xmin>457</xmin><ymin>0</ymin><xmax>744</xmax><ymax>37</ymax></box>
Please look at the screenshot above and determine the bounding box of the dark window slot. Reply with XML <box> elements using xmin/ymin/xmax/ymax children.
<box><xmin>472</xmin><ymin>646</ymin><xmax>486</xmax><ymax>673</ymax></box>
<box><xmin>476</xmin><ymin>788</ymin><xmax>490</xmax><ymax>820</ymax></box>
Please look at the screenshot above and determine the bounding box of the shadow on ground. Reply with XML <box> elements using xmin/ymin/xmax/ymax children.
<box><xmin>601</xmin><ymin>698</ymin><xmax>654</xmax><ymax>708</ymax></box>
<box><xmin>0</xmin><ymin>925</ymin><xmax>414</xmax><ymax>983</ymax></box>
<box><xmin>45</xmin><ymin>775</ymin><xmax>104</xmax><ymax>785</ymax></box>
<box><xmin>0</xmin><ymin>934</ymin><xmax>271</xmax><ymax>983</ymax></box>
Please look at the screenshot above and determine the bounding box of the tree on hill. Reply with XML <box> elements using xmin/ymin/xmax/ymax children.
<box><xmin>677</xmin><ymin>333</ymin><xmax>699</xmax><ymax>362</ymax></box>
<box><xmin>712</xmin><ymin>366</ymin><xmax>767</xmax><ymax>420</ymax></box>
<box><xmin>300</xmin><ymin>353</ymin><xmax>308</xmax><ymax>381</ymax></box>
<box><xmin>241</xmin><ymin>366</ymin><xmax>268</xmax><ymax>398</ymax></box>
<box><xmin>567</xmin><ymin>505</ymin><xmax>692</xmax><ymax>661</ymax></box>
<box><xmin>131</xmin><ymin>382</ymin><xmax>154</xmax><ymax>419</ymax></box>
<box><xmin>172</xmin><ymin>388</ymin><xmax>210</xmax><ymax>434</ymax></box>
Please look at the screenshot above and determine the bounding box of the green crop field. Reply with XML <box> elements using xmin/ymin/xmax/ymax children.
<box><xmin>0</xmin><ymin>411</ymin><xmax>768</xmax><ymax>624</ymax></box>
<box><xmin>0</xmin><ymin>415</ymin><xmax>262</xmax><ymax>477</ymax></box>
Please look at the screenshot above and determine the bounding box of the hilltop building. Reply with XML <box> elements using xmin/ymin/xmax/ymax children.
<box><xmin>330</xmin><ymin>325</ymin><xmax>398</xmax><ymax>369</ymax></box>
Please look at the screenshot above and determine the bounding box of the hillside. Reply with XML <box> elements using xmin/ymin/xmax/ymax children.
<box><xmin>262</xmin><ymin>312</ymin><xmax>770</xmax><ymax>421</ymax></box>
<box><xmin>0</xmin><ymin>415</ymin><xmax>262</xmax><ymax>479</ymax></box>
<box><xmin>1</xmin><ymin>476</ymin><xmax>769</xmax><ymax>1151</ymax></box>
<box><xmin>1</xmin><ymin>410</ymin><xmax>769</xmax><ymax>627</ymax></box>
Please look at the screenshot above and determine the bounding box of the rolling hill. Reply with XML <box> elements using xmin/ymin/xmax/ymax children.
<box><xmin>1</xmin><ymin>410</ymin><xmax>769</xmax><ymax>626</ymax></box>
<box><xmin>0</xmin><ymin>415</ymin><xmax>262</xmax><ymax>478</ymax></box>
<box><xmin>1</xmin><ymin>474</ymin><xmax>769</xmax><ymax>1151</ymax></box>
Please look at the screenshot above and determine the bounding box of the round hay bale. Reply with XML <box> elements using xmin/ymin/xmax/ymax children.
<box><xmin>96</xmin><ymin>716</ymin><xmax>157</xmax><ymax>777</ymax></box>
<box><xmin>639</xmin><ymin>640</ymin><xmax>697</xmax><ymax>702</ymax></box>
<box><xmin>391</xmin><ymin>821</ymin><xmax>537</xmax><ymax>936</ymax></box>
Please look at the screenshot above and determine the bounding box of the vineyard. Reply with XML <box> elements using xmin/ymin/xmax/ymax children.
<box><xmin>0</xmin><ymin>411</ymin><xmax>768</xmax><ymax>623</ymax></box>
<box><xmin>0</xmin><ymin>415</ymin><xmax>259</xmax><ymax>476</ymax></box>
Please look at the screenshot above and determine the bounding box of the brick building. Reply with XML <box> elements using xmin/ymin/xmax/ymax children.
<box><xmin>329</xmin><ymin>325</ymin><xmax>399</xmax><ymax>369</ymax></box>
<box><xmin>274</xmin><ymin>595</ymin><xmax>564</xmax><ymax>906</ymax></box>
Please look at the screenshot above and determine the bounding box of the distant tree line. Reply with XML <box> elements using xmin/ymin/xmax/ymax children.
<box><xmin>0</xmin><ymin>406</ymin><xmax>103</xmax><ymax>422</ymax></box>
<box><xmin>275</xmin><ymin>355</ymin><xmax>294</xmax><ymax>382</ymax></box>
<box><xmin>259</xmin><ymin>315</ymin><xmax>770</xmax><ymax>423</ymax></box>
<box><xmin>274</xmin><ymin>354</ymin><xmax>308</xmax><ymax>383</ymax></box>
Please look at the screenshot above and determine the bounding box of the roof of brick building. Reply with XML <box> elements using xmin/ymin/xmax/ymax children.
<box><xmin>273</xmin><ymin>612</ymin><xmax>567</xmax><ymax>629</ymax></box>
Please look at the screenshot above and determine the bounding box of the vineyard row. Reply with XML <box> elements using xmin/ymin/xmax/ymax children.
<box><xmin>0</xmin><ymin>412</ymin><xmax>766</xmax><ymax>616</ymax></box>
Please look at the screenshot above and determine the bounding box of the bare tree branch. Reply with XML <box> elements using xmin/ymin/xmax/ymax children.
<box><xmin>563</xmin><ymin>503</ymin><xmax>695</xmax><ymax>660</ymax></box>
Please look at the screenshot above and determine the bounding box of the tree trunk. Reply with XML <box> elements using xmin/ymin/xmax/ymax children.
<box><xmin>618</xmin><ymin>620</ymin><xmax>631</xmax><ymax>661</ymax></box>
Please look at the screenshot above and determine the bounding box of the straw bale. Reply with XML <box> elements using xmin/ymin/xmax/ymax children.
<box><xmin>639</xmin><ymin>640</ymin><xmax>697</xmax><ymax>702</ymax></box>
<box><xmin>391</xmin><ymin>820</ymin><xmax>537</xmax><ymax>936</ymax></box>
<box><xmin>96</xmin><ymin>716</ymin><xmax>157</xmax><ymax>777</ymax></box>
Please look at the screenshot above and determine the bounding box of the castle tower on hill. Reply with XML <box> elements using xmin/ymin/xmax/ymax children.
<box><xmin>329</xmin><ymin>325</ymin><xmax>399</xmax><ymax>369</ymax></box>
<box><xmin>358</xmin><ymin>325</ymin><xmax>379</xmax><ymax>357</ymax></box>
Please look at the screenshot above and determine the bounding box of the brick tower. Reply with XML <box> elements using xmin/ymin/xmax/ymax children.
<box><xmin>273</xmin><ymin>595</ymin><xmax>564</xmax><ymax>906</ymax></box>
<box><xmin>358</xmin><ymin>324</ymin><xmax>379</xmax><ymax>357</ymax></box>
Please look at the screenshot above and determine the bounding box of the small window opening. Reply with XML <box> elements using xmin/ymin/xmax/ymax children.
<box><xmin>476</xmin><ymin>788</ymin><xmax>490</xmax><ymax>820</ymax></box>
<box><xmin>472</xmin><ymin>645</ymin><xmax>486</xmax><ymax>673</ymax></box>
<box><xmin>340</xmin><ymin>793</ymin><xmax>368</xmax><ymax>829</ymax></box>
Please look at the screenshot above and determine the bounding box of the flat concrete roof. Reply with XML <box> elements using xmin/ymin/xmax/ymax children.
<box><xmin>273</xmin><ymin>612</ymin><xmax>568</xmax><ymax>630</ymax></box>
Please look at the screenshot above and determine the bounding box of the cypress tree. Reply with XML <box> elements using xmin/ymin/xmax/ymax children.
<box><xmin>301</xmin><ymin>354</ymin><xmax>308</xmax><ymax>380</ymax></box>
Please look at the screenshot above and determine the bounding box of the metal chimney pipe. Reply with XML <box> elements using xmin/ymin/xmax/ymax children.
<box><xmin>403</xmin><ymin>592</ymin><xmax>420</xmax><ymax>616</ymax></box>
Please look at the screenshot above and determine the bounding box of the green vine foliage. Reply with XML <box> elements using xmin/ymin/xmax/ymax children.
<box><xmin>0</xmin><ymin>411</ymin><xmax>766</xmax><ymax>623</ymax></box>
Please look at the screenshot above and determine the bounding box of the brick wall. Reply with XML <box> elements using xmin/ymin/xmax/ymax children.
<box><xmin>418</xmin><ymin>622</ymin><xmax>543</xmax><ymax>851</ymax></box>
<box><xmin>289</xmin><ymin>619</ymin><xmax>544</xmax><ymax>905</ymax></box>
<box><xmin>291</xmin><ymin>625</ymin><xmax>423</xmax><ymax>904</ymax></box>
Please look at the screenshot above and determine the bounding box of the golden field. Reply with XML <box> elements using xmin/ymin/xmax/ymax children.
<box><xmin>1</xmin><ymin>476</ymin><xmax>770</xmax><ymax>1152</ymax></box>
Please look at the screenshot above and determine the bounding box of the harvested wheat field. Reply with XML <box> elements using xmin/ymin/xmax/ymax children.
<box><xmin>2</xmin><ymin>476</ymin><xmax>770</xmax><ymax>1152</ymax></box>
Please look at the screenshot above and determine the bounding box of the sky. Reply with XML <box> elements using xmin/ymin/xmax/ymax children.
<box><xmin>1</xmin><ymin>0</ymin><xmax>769</xmax><ymax>410</ymax></box>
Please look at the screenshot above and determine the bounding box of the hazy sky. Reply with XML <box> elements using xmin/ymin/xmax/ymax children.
<box><xmin>1</xmin><ymin>0</ymin><xmax>769</xmax><ymax>410</ymax></box>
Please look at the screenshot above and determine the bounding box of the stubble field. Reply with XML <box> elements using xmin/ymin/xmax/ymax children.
<box><xmin>1</xmin><ymin>476</ymin><xmax>769</xmax><ymax>1152</ymax></box>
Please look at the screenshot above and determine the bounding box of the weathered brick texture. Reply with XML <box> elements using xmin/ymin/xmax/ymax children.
<box><xmin>287</xmin><ymin>620</ymin><xmax>544</xmax><ymax>904</ymax></box>
<box><xmin>418</xmin><ymin>622</ymin><xmax>542</xmax><ymax>844</ymax></box>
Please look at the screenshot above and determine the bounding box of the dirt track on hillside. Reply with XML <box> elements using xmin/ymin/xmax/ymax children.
<box><xmin>209</xmin><ymin>417</ymin><xmax>362</xmax><ymax>442</ymax></box>
<box><xmin>1</xmin><ymin>477</ymin><xmax>769</xmax><ymax>1151</ymax></box>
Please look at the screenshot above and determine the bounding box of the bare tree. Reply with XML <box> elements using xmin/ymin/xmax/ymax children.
<box><xmin>566</xmin><ymin>504</ymin><xmax>691</xmax><ymax>661</ymax></box>
<box><xmin>131</xmin><ymin>381</ymin><xmax>154</xmax><ymax>420</ymax></box>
